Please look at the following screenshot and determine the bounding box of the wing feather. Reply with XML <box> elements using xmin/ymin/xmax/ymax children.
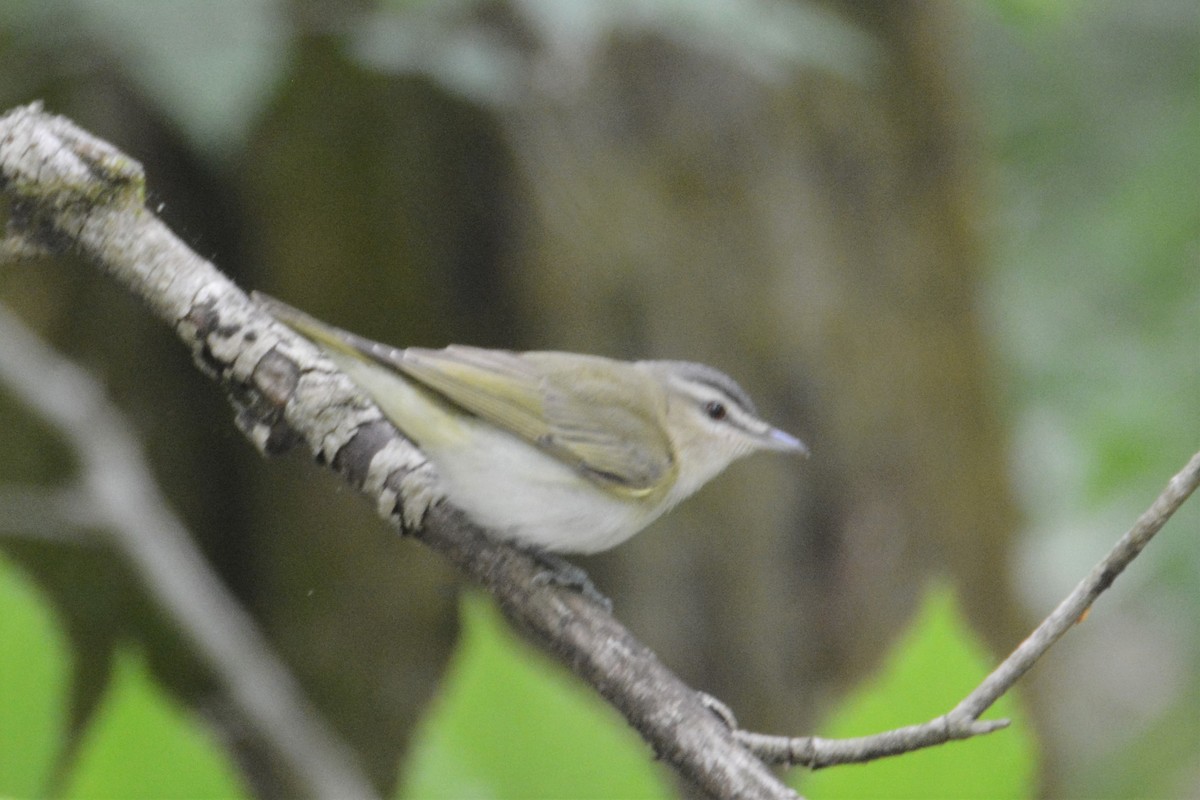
<box><xmin>397</xmin><ymin>347</ymin><xmax>674</xmax><ymax>494</ymax></box>
<box><xmin>253</xmin><ymin>293</ymin><xmax>674</xmax><ymax>493</ymax></box>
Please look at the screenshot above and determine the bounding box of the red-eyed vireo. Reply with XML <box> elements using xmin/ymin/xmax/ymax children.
<box><xmin>255</xmin><ymin>292</ymin><xmax>806</xmax><ymax>555</ymax></box>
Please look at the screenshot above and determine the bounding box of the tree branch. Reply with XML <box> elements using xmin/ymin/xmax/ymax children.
<box><xmin>735</xmin><ymin>449</ymin><xmax>1200</xmax><ymax>768</ymax></box>
<box><xmin>0</xmin><ymin>102</ymin><xmax>796</xmax><ymax>799</ymax></box>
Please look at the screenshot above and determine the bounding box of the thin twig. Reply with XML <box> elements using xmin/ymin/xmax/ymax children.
<box><xmin>736</xmin><ymin>450</ymin><xmax>1200</xmax><ymax>768</ymax></box>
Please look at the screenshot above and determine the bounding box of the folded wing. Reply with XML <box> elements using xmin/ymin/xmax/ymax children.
<box><xmin>397</xmin><ymin>346</ymin><xmax>675</xmax><ymax>496</ymax></box>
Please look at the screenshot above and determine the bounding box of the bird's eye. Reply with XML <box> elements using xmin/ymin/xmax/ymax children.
<box><xmin>703</xmin><ymin>400</ymin><xmax>727</xmax><ymax>421</ymax></box>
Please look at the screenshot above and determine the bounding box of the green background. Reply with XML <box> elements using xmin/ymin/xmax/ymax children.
<box><xmin>0</xmin><ymin>1</ymin><xmax>1196</xmax><ymax>797</ymax></box>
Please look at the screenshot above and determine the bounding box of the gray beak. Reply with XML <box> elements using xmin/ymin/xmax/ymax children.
<box><xmin>764</xmin><ymin>426</ymin><xmax>809</xmax><ymax>457</ymax></box>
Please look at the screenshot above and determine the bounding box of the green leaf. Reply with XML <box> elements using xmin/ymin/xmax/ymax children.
<box><xmin>795</xmin><ymin>583</ymin><xmax>1038</xmax><ymax>799</ymax></box>
<box><xmin>398</xmin><ymin>594</ymin><xmax>670</xmax><ymax>800</ymax></box>
<box><xmin>62</xmin><ymin>648</ymin><xmax>247</xmax><ymax>800</ymax></box>
<box><xmin>0</xmin><ymin>553</ymin><xmax>71</xmax><ymax>797</ymax></box>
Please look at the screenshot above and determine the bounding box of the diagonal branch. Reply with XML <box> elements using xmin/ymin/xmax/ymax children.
<box><xmin>0</xmin><ymin>102</ymin><xmax>796</xmax><ymax>800</ymax></box>
<box><xmin>736</xmin><ymin>449</ymin><xmax>1200</xmax><ymax>768</ymax></box>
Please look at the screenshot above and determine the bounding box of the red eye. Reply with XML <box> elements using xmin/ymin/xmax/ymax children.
<box><xmin>704</xmin><ymin>401</ymin><xmax>727</xmax><ymax>421</ymax></box>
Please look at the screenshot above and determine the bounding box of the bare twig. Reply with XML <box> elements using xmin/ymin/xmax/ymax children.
<box><xmin>0</xmin><ymin>302</ymin><xmax>380</xmax><ymax>800</ymax></box>
<box><xmin>736</xmin><ymin>450</ymin><xmax>1200</xmax><ymax>768</ymax></box>
<box><xmin>0</xmin><ymin>102</ymin><xmax>796</xmax><ymax>800</ymax></box>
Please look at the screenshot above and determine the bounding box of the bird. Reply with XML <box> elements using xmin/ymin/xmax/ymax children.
<box><xmin>255</xmin><ymin>292</ymin><xmax>806</xmax><ymax>556</ymax></box>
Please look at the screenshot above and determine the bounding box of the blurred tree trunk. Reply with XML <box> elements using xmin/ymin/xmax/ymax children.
<box><xmin>492</xmin><ymin>0</ymin><xmax>1026</xmax><ymax>740</ymax></box>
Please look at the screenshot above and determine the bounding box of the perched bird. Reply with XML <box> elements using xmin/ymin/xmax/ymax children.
<box><xmin>256</xmin><ymin>292</ymin><xmax>806</xmax><ymax>555</ymax></box>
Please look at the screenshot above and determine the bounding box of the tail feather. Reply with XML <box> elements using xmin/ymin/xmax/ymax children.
<box><xmin>253</xmin><ymin>291</ymin><xmax>392</xmax><ymax>363</ymax></box>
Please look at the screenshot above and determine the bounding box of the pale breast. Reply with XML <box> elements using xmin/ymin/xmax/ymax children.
<box><xmin>422</xmin><ymin>418</ymin><xmax>669</xmax><ymax>554</ymax></box>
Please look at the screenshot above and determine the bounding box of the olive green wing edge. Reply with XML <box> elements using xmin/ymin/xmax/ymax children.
<box><xmin>397</xmin><ymin>348</ymin><xmax>676</xmax><ymax>496</ymax></box>
<box><xmin>254</xmin><ymin>292</ymin><xmax>674</xmax><ymax>494</ymax></box>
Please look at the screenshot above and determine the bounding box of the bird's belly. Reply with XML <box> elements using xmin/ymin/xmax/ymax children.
<box><xmin>421</xmin><ymin>423</ymin><xmax>659</xmax><ymax>554</ymax></box>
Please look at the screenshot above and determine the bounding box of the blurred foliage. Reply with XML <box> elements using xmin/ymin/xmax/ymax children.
<box><xmin>0</xmin><ymin>0</ymin><xmax>286</xmax><ymax>155</ymax></box>
<box><xmin>356</xmin><ymin>0</ymin><xmax>878</xmax><ymax>105</ymax></box>
<box><xmin>795</xmin><ymin>583</ymin><xmax>1036</xmax><ymax>799</ymax></box>
<box><xmin>398</xmin><ymin>594</ymin><xmax>670</xmax><ymax>799</ymax></box>
<box><xmin>0</xmin><ymin>553</ymin><xmax>69</xmax><ymax>797</ymax></box>
<box><xmin>3</xmin><ymin>554</ymin><xmax>1038</xmax><ymax>799</ymax></box>
<box><xmin>979</xmin><ymin>1</ymin><xmax>1199</xmax><ymax>515</ymax></box>
<box><xmin>0</xmin><ymin>553</ymin><xmax>246</xmax><ymax>799</ymax></box>
<box><xmin>62</xmin><ymin>649</ymin><xmax>248</xmax><ymax>799</ymax></box>
<box><xmin>970</xmin><ymin>3</ymin><xmax>1198</xmax><ymax>795</ymax></box>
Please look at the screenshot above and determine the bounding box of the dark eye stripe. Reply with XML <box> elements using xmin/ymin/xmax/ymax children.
<box><xmin>660</xmin><ymin>361</ymin><xmax>758</xmax><ymax>416</ymax></box>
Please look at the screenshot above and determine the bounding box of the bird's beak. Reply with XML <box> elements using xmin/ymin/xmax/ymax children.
<box><xmin>764</xmin><ymin>426</ymin><xmax>809</xmax><ymax>457</ymax></box>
